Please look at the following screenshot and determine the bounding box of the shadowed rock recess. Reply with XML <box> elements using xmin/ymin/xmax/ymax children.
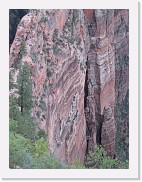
<box><xmin>9</xmin><ymin>9</ymin><xmax>129</xmax><ymax>164</ymax></box>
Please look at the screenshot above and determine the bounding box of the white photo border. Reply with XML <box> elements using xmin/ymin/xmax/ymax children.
<box><xmin>0</xmin><ymin>0</ymin><xmax>139</xmax><ymax>179</ymax></box>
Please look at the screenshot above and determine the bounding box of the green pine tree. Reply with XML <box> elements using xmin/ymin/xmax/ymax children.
<box><xmin>17</xmin><ymin>62</ymin><xmax>33</xmax><ymax>114</ymax></box>
<box><xmin>9</xmin><ymin>72</ymin><xmax>15</xmax><ymax>90</ymax></box>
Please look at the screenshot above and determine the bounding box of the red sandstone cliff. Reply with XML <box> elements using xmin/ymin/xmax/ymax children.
<box><xmin>9</xmin><ymin>9</ymin><xmax>129</xmax><ymax>163</ymax></box>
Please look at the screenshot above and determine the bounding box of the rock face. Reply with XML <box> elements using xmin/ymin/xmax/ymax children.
<box><xmin>113</xmin><ymin>10</ymin><xmax>129</xmax><ymax>161</ymax></box>
<box><xmin>83</xmin><ymin>10</ymin><xmax>129</xmax><ymax>159</ymax></box>
<box><xmin>9</xmin><ymin>9</ymin><xmax>29</xmax><ymax>48</ymax></box>
<box><xmin>9</xmin><ymin>9</ymin><xmax>129</xmax><ymax>163</ymax></box>
<box><xmin>84</xmin><ymin>10</ymin><xmax>116</xmax><ymax>157</ymax></box>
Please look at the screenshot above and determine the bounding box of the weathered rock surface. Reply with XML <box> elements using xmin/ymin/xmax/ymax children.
<box><xmin>84</xmin><ymin>10</ymin><xmax>116</xmax><ymax>157</ymax></box>
<box><xmin>113</xmin><ymin>9</ymin><xmax>129</xmax><ymax>161</ymax></box>
<box><xmin>9</xmin><ymin>9</ymin><xmax>129</xmax><ymax>163</ymax></box>
<box><xmin>9</xmin><ymin>9</ymin><xmax>29</xmax><ymax>48</ymax></box>
<box><xmin>10</xmin><ymin>9</ymin><xmax>90</xmax><ymax>163</ymax></box>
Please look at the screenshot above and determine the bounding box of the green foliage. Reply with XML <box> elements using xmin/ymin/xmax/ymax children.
<box><xmin>39</xmin><ymin>99</ymin><xmax>46</xmax><ymax>111</ymax></box>
<box><xmin>9</xmin><ymin>60</ymin><xmax>65</xmax><ymax>170</ymax></box>
<box><xmin>10</xmin><ymin>97</ymin><xmax>36</xmax><ymax>140</ymax></box>
<box><xmin>17</xmin><ymin>62</ymin><xmax>33</xmax><ymax>114</ymax></box>
<box><xmin>9</xmin><ymin>132</ymin><xmax>32</xmax><ymax>168</ymax></box>
<box><xmin>16</xmin><ymin>115</ymin><xmax>36</xmax><ymax>140</ymax></box>
<box><xmin>9</xmin><ymin>119</ymin><xmax>18</xmax><ymax>132</ymax></box>
<box><xmin>20</xmin><ymin>43</ymin><xmax>27</xmax><ymax>55</ymax></box>
<box><xmin>31</xmin><ymin>53</ymin><xmax>37</xmax><ymax>63</ymax></box>
<box><xmin>85</xmin><ymin>145</ymin><xmax>128</xmax><ymax>169</ymax></box>
<box><xmin>13</xmin><ymin>59</ymin><xmax>21</xmax><ymax>70</ymax></box>
<box><xmin>31</xmin><ymin>9</ymin><xmax>40</xmax><ymax>15</ymax></box>
<box><xmin>52</xmin><ymin>29</ymin><xmax>59</xmax><ymax>42</ymax></box>
<box><xmin>53</xmin><ymin>46</ymin><xmax>62</xmax><ymax>56</ymax></box>
<box><xmin>70</xmin><ymin>159</ymin><xmax>85</xmax><ymax>169</ymax></box>
<box><xmin>73</xmin><ymin>10</ymin><xmax>79</xmax><ymax>26</ymax></box>
<box><xmin>9</xmin><ymin>97</ymin><xmax>22</xmax><ymax>121</ymax></box>
<box><xmin>39</xmin><ymin>17</ymin><xmax>47</xmax><ymax>23</ymax></box>
<box><xmin>9</xmin><ymin>72</ymin><xmax>16</xmax><ymax>90</ymax></box>
<box><xmin>33</xmin><ymin>138</ymin><xmax>48</xmax><ymax>157</ymax></box>
<box><xmin>43</xmin><ymin>78</ymin><xmax>48</xmax><ymax>90</ymax></box>
<box><xmin>9</xmin><ymin>131</ymin><xmax>65</xmax><ymax>169</ymax></box>
<box><xmin>115</xmin><ymin>91</ymin><xmax>129</xmax><ymax>162</ymax></box>
<box><xmin>37</xmin><ymin>129</ymin><xmax>46</xmax><ymax>139</ymax></box>
<box><xmin>46</xmin><ymin>67</ymin><xmax>54</xmax><ymax>78</ymax></box>
<box><xmin>52</xmin><ymin>29</ymin><xmax>63</xmax><ymax>56</ymax></box>
<box><xmin>28</xmin><ymin>153</ymin><xmax>64</xmax><ymax>169</ymax></box>
<box><xmin>9</xmin><ymin>113</ymin><xmax>36</xmax><ymax>140</ymax></box>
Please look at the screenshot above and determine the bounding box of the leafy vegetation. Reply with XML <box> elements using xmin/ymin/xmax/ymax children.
<box><xmin>46</xmin><ymin>67</ymin><xmax>54</xmax><ymax>78</ymax></box>
<box><xmin>39</xmin><ymin>17</ymin><xmax>47</xmax><ymax>23</ymax></box>
<box><xmin>31</xmin><ymin>52</ymin><xmax>37</xmax><ymax>63</ymax></box>
<box><xmin>70</xmin><ymin>159</ymin><xmax>85</xmax><ymax>169</ymax></box>
<box><xmin>37</xmin><ymin>129</ymin><xmax>46</xmax><ymax>139</ymax></box>
<box><xmin>39</xmin><ymin>98</ymin><xmax>46</xmax><ymax>111</ymax></box>
<box><xmin>9</xmin><ymin>129</ymin><xmax>65</xmax><ymax>169</ymax></box>
<box><xmin>73</xmin><ymin>10</ymin><xmax>79</xmax><ymax>26</ymax></box>
<box><xmin>115</xmin><ymin>91</ymin><xmax>129</xmax><ymax>162</ymax></box>
<box><xmin>20</xmin><ymin>43</ymin><xmax>27</xmax><ymax>55</ymax></box>
<box><xmin>85</xmin><ymin>145</ymin><xmax>129</xmax><ymax>169</ymax></box>
<box><xmin>9</xmin><ymin>63</ymin><xmax>65</xmax><ymax>169</ymax></box>
<box><xmin>9</xmin><ymin>72</ymin><xmax>15</xmax><ymax>90</ymax></box>
<box><xmin>52</xmin><ymin>29</ymin><xmax>64</xmax><ymax>56</ymax></box>
<box><xmin>9</xmin><ymin>132</ymin><xmax>33</xmax><ymax>168</ymax></box>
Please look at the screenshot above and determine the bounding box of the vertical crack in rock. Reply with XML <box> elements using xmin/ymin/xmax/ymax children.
<box><xmin>84</xmin><ymin>9</ymin><xmax>116</xmax><ymax>157</ymax></box>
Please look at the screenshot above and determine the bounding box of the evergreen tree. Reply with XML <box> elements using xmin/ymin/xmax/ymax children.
<box><xmin>17</xmin><ymin>62</ymin><xmax>33</xmax><ymax>114</ymax></box>
<box><xmin>9</xmin><ymin>72</ymin><xmax>15</xmax><ymax>90</ymax></box>
<box><xmin>9</xmin><ymin>71</ymin><xmax>21</xmax><ymax>122</ymax></box>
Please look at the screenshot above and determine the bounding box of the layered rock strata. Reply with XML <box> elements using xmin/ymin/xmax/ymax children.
<box><xmin>9</xmin><ymin>9</ymin><xmax>129</xmax><ymax>163</ymax></box>
<box><xmin>10</xmin><ymin>9</ymin><xmax>90</xmax><ymax>163</ymax></box>
<box><xmin>84</xmin><ymin>10</ymin><xmax>116</xmax><ymax>157</ymax></box>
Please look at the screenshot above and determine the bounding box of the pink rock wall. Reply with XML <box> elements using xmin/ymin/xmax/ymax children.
<box><xmin>9</xmin><ymin>9</ymin><xmax>129</xmax><ymax>163</ymax></box>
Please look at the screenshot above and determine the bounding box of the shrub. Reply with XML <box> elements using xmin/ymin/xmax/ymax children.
<box><xmin>39</xmin><ymin>98</ymin><xmax>46</xmax><ymax>111</ymax></box>
<box><xmin>9</xmin><ymin>99</ymin><xmax>22</xmax><ymax>122</ymax></box>
<box><xmin>36</xmin><ymin>111</ymin><xmax>41</xmax><ymax>118</ymax></box>
<box><xmin>28</xmin><ymin>153</ymin><xmax>63</xmax><ymax>169</ymax></box>
<box><xmin>17</xmin><ymin>115</ymin><xmax>36</xmax><ymax>140</ymax></box>
<box><xmin>46</xmin><ymin>67</ymin><xmax>54</xmax><ymax>78</ymax></box>
<box><xmin>20</xmin><ymin>43</ymin><xmax>27</xmax><ymax>55</ymax></box>
<box><xmin>33</xmin><ymin>138</ymin><xmax>48</xmax><ymax>157</ymax></box>
<box><xmin>73</xmin><ymin>10</ymin><xmax>79</xmax><ymax>26</ymax></box>
<box><xmin>9</xmin><ymin>119</ymin><xmax>18</xmax><ymax>132</ymax></box>
<box><xmin>39</xmin><ymin>17</ymin><xmax>47</xmax><ymax>23</ymax></box>
<box><xmin>53</xmin><ymin>45</ymin><xmax>62</xmax><ymax>56</ymax></box>
<box><xmin>37</xmin><ymin>129</ymin><xmax>46</xmax><ymax>139</ymax></box>
<box><xmin>69</xmin><ymin>159</ymin><xmax>85</xmax><ymax>169</ymax></box>
<box><xmin>9</xmin><ymin>132</ymin><xmax>32</xmax><ymax>168</ymax></box>
<box><xmin>85</xmin><ymin>145</ymin><xmax>128</xmax><ymax>169</ymax></box>
<box><xmin>31</xmin><ymin>53</ymin><xmax>37</xmax><ymax>63</ymax></box>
